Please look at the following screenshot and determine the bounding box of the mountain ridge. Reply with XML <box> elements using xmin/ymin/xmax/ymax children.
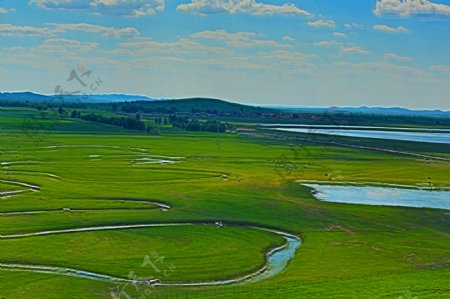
<box><xmin>1</xmin><ymin>91</ymin><xmax>449</xmax><ymax>118</ymax></box>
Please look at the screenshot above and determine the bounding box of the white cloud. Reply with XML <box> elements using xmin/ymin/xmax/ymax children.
<box><xmin>374</xmin><ymin>0</ymin><xmax>450</xmax><ymax>17</ymax></box>
<box><xmin>373</xmin><ymin>24</ymin><xmax>409</xmax><ymax>33</ymax></box>
<box><xmin>191</xmin><ymin>30</ymin><xmax>288</xmax><ymax>48</ymax></box>
<box><xmin>384</xmin><ymin>52</ymin><xmax>411</xmax><ymax>61</ymax></box>
<box><xmin>39</xmin><ymin>38</ymin><xmax>98</xmax><ymax>52</ymax></box>
<box><xmin>282</xmin><ymin>35</ymin><xmax>295</xmax><ymax>41</ymax></box>
<box><xmin>334</xmin><ymin>61</ymin><xmax>431</xmax><ymax>80</ymax></box>
<box><xmin>257</xmin><ymin>49</ymin><xmax>315</xmax><ymax>72</ymax></box>
<box><xmin>0</xmin><ymin>6</ymin><xmax>12</xmax><ymax>14</ymax></box>
<box><xmin>176</xmin><ymin>0</ymin><xmax>313</xmax><ymax>17</ymax></box>
<box><xmin>114</xmin><ymin>37</ymin><xmax>315</xmax><ymax>74</ymax></box>
<box><xmin>314</xmin><ymin>40</ymin><xmax>342</xmax><ymax>47</ymax></box>
<box><xmin>344</xmin><ymin>23</ymin><xmax>364</xmax><ymax>29</ymax></box>
<box><xmin>431</xmin><ymin>64</ymin><xmax>450</xmax><ymax>75</ymax></box>
<box><xmin>49</xmin><ymin>23</ymin><xmax>140</xmax><ymax>37</ymax></box>
<box><xmin>333</xmin><ymin>32</ymin><xmax>346</xmax><ymax>37</ymax></box>
<box><xmin>0</xmin><ymin>22</ymin><xmax>139</xmax><ymax>38</ymax></box>
<box><xmin>120</xmin><ymin>38</ymin><xmax>234</xmax><ymax>56</ymax></box>
<box><xmin>193</xmin><ymin>49</ymin><xmax>316</xmax><ymax>74</ymax></box>
<box><xmin>308</xmin><ymin>19</ymin><xmax>336</xmax><ymax>29</ymax></box>
<box><xmin>0</xmin><ymin>23</ymin><xmax>53</xmax><ymax>37</ymax></box>
<box><xmin>30</xmin><ymin>0</ymin><xmax>165</xmax><ymax>17</ymax></box>
<box><xmin>340</xmin><ymin>45</ymin><xmax>370</xmax><ymax>55</ymax></box>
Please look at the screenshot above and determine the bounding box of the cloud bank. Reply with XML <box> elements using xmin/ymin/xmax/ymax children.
<box><xmin>30</xmin><ymin>0</ymin><xmax>165</xmax><ymax>17</ymax></box>
<box><xmin>374</xmin><ymin>0</ymin><xmax>450</xmax><ymax>17</ymax></box>
<box><xmin>177</xmin><ymin>0</ymin><xmax>313</xmax><ymax>17</ymax></box>
<box><xmin>373</xmin><ymin>24</ymin><xmax>409</xmax><ymax>33</ymax></box>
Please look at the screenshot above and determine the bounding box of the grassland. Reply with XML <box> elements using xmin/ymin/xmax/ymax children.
<box><xmin>0</xmin><ymin>107</ymin><xmax>449</xmax><ymax>298</ymax></box>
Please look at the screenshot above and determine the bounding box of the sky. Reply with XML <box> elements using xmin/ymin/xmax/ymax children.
<box><xmin>0</xmin><ymin>0</ymin><xmax>450</xmax><ymax>110</ymax></box>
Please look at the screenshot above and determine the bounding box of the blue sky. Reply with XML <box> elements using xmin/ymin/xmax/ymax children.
<box><xmin>1</xmin><ymin>0</ymin><xmax>450</xmax><ymax>109</ymax></box>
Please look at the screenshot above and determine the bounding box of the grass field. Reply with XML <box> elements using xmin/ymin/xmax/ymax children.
<box><xmin>0</xmin><ymin>109</ymin><xmax>449</xmax><ymax>298</ymax></box>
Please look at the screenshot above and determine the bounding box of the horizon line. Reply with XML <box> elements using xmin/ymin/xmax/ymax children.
<box><xmin>1</xmin><ymin>90</ymin><xmax>449</xmax><ymax>113</ymax></box>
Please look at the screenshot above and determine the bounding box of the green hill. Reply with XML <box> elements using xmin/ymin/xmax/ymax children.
<box><xmin>107</xmin><ymin>98</ymin><xmax>274</xmax><ymax>115</ymax></box>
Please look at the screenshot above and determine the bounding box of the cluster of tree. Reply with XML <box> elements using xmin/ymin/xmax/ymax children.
<box><xmin>70</xmin><ymin>110</ymin><xmax>81</xmax><ymax>118</ymax></box>
<box><xmin>35</xmin><ymin>102</ymin><xmax>88</xmax><ymax>111</ymax></box>
<box><xmin>81</xmin><ymin>113</ymin><xmax>146</xmax><ymax>131</ymax></box>
<box><xmin>120</xmin><ymin>104</ymin><xmax>178</xmax><ymax>114</ymax></box>
<box><xmin>154</xmin><ymin>117</ymin><xmax>168</xmax><ymax>125</ymax></box>
<box><xmin>58</xmin><ymin>107</ymin><xmax>67</xmax><ymax>117</ymax></box>
<box><xmin>118</xmin><ymin>104</ymin><xmax>229</xmax><ymax>116</ymax></box>
<box><xmin>191</xmin><ymin>108</ymin><xmax>218</xmax><ymax>114</ymax></box>
<box><xmin>69</xmin><ymin>111</ymin><xmax>158</xmax><ymax>133</ymax></box>
<box><xmin>0</xmin><ymin>101</ymin><xmax>30</xmax><ymax>107</ymax></box>
<box><xmin>168</xmin><ymin>115</ymin><xmax>232</xmax><ymax>133</ymax></box>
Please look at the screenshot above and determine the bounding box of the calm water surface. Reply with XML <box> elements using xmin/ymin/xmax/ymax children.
<box><xmin>304</xmin><ymin>184</ymin><xmax>450</xmax><ymax>210</ymax></box>
<box><xmin>273</xmin><ymin>127</ymin><xmax>450</xmax><ymax>144</ymax></box>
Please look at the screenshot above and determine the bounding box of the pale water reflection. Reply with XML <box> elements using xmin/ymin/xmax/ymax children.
<box><xmin>304</xmin><ymin>184</ymin><xmax>450</xmax><ymax>210</ymax></box>
<box><xmin>274</xmin><ymin>128</ymin><xmax>450</xmax><ymax>144</ymax></box>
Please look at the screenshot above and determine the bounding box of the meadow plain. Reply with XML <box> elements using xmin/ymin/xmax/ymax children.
<box><xmin>0</xmin><ymin>107</ymin><xmax>449</xmax><ymax>298</ymax></box>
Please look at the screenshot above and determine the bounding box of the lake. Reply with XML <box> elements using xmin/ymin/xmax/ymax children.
<box><xmin>269</xmin><ymin>126</ymin><xmax>450</xmax><ymax>144</ymax></box>
<box><xmin>304</xmin><ymin>184</ymin><xmax>450</xmax><ymax>210</ymax></box>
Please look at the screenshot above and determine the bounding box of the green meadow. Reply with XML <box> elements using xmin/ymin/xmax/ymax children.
<box><xmin>0</xmin><ymin>107</ymin><xmax>449</xmax><ymax>298</ymax></box>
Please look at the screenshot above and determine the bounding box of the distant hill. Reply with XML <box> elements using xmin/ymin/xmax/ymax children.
<box><xmin>0</xmin><ymin>92</ymin><xmax>159</xmax><ymax>103</ymax></box>
<box><xmin>110</xmin><ymin>98</ymin><xmax>273</xmax><ymax>115</ymax></box>
<box><xmin>0</xmin><ymin>92</ymin><xmax>49</xmax><ymax>102</ymax></box>
<box><xmin>0</xmin><ymin>92</ymin><xmax>271</xmax><ymax>115</ymax></box>
<box><xmin>266</xmin><ymin>105</ymin><xmax>450</xmax><ymax>118</ymax></box>
<box><xmin>2</xmin><ymin>91</ymin><xmax>449</xmax><ymax>119</ymax></box>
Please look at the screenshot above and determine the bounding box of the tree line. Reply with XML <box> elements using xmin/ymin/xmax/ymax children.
<box><xmin>69</xmin><ymin>110</ymin><xmax>158</xmax><ymax>134</ymax></box>
<box><xmin>55</xmin><ymin>108</ymin><xmax>232</xmax><ymax>134</ymax></box>
<box><xmin>168</xmin><ymin>115</ymin><xmax>232</xmax><ymax>133</ymax></box>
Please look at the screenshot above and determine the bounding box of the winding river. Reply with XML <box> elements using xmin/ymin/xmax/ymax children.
<box><xmin>0</xmin><ymin>150</ymin><xmax>301</xmax><ymax>287</ymax></box>
<box><xmin>0</xmin><ymin>222</ymin><xmax>301</xmax><ymax>286</ymax></box>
